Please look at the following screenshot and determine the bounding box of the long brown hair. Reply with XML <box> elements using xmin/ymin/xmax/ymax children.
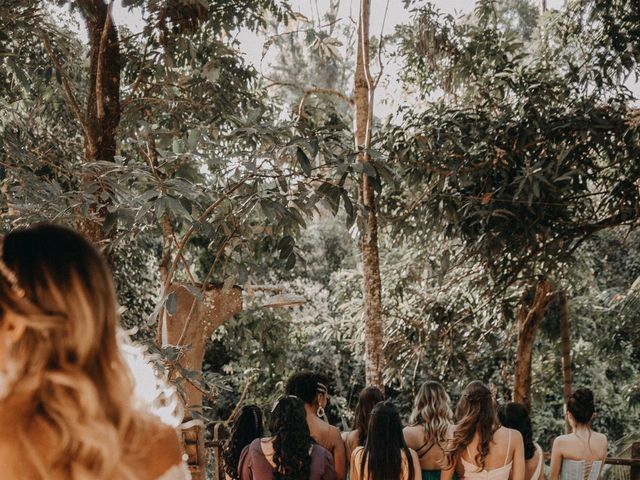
<box><xmin>354</xmin><ymin>386</ymin><xmax>384</xmax><ymax>447</ymax></box>
<box><xmin>444</xmin><ymin>381</ymin><xmax>499</xmax><ymax>470</ymax></box>
<box><xmin>0</xmin><ymin>224</ymin><xmax>151</xmax><ymax>479</ymax></box>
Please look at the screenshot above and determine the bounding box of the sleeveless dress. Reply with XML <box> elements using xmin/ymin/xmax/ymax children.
<box><xmin>559</xmin><ymin>459</ymin><xmax>603</xmax><ymax>480</ymax></box>
<box><xmin>414</xmin><ymin>439</ymin><xmax>457</xmax><ymax>480</ymax></box>
<box><xmin>460</xmin><ymin>430</ymin><xmax>512</xmax><ymax>480</ymax></box>
<box><xmin>530</xmin><ymin>444</ymin><xmax>544</xmax><ymax>480</ymax></box>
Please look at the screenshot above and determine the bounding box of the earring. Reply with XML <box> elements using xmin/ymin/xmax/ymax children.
<box><xmin>317</xmin><ymin>406</ymin><xmax>325</xmax><ymax>418</ymax></box>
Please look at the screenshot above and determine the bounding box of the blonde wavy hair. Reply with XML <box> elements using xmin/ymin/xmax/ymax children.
<box><xmin>409</xmin><ymin>381</ymin><xmax>453</xmax><ymax>447</ymax></box>
<box><xmin>0</xmin><ymin>224</ymin><xmax>156</xmax><ymax>479</ymax></box>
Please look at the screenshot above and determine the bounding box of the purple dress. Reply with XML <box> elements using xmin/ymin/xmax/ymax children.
<box><xmin>239</xmin><ymin>438</ymin><xmax>335</xmax><ymax>480</ymax></box>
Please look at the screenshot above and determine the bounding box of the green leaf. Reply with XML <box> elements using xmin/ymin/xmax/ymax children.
<box><xmin>166</xmin><ymin>292</ymin><xmax>177</xmax><ymax>316</ymax></box>
<box><xmin>297</xmin><ymin>147</ymin><xmax>312</xmax><ymax>176</ymax></box>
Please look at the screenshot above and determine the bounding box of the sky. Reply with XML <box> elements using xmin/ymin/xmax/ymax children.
<box><xmin>76</xmin><ymin>0</ymin><xmax>637</xmax><ymax>115</ymax></box>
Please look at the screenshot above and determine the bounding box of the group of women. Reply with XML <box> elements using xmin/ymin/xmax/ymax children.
<box><xmin>224</xmin><ymin>374</ymin><xmax>608</xmax><ymax>480</ymax></box>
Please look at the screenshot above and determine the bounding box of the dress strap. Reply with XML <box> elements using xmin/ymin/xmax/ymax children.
<box><xmin>417</xmin><ymin>440</ymin><xmax>436</xmax><ymax>459</ymax></box>
<box><xmin>504</xmin><ymin>430</ymin><xmax>512</xmax><ymax>467</ymax></box>
<box><xmin>466</xmin><ymin>445</ymin><xmax>474</xmax><ymax>465</ymax></box>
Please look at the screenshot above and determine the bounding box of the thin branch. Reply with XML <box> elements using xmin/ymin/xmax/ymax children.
<box><xmin>225</xmin><ymin>374</ymin><xmax>258</xmax><ymax>424</ymax></box>
<box><xmin>264</xmin><ymin>78</ymin><xmax>353</xmax><ymax>112</ymax></box>
<box><xmin>122</xmin><ymin>38</ymin><xmax>151</xmax><ymax>109</ymax></box>
<box><xmin>162</xmin><ymin>173</ymin><xmax>255</xmax><ymax>294</ymax></box>
<box><xmin>374</xmin><ymin>0</ymin><xmax>391</xmax><ymax>89</ymax></box>
<box><xmin>96</xmin><ymin>0</ymin><xmax>114</xmax><ymax>120</ymax></box>
<box><xmin>39</xmin><ymin>31</ymin><xmax>93</xmax><ymax>148</ymax></box>
<box><xmin>297</xmin><ymin>86</ymin><xmax>354</xmax><ymax>117</ymax></box>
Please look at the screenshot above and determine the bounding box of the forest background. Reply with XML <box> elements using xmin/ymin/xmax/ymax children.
<box><xmin>1</xmin><ymin>0</ymin><xmax>640</xmax><ymax>476</ymax></box>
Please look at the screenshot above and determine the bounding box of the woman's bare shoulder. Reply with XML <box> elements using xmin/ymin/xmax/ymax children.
<box><xmin>328</xmin><ymin>423</ymin><xmax>345</xmax><ymax>444</ymax></box>
<box><xmin>134</xmin><ymin>416</ymin><xmax>185</xmax><ymax>479</ymax></box>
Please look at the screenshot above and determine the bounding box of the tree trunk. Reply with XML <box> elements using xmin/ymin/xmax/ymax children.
<box><xmin>354</xmin><ymin>0</ymin><xmax>383</xmax><ymax>389</ymax></box>
<box><xmin>513</xmin><ymin>279</ymin><xmax>554</xmax><ymax>409</ymax></box>
<box><xmin>78</xmin><ymin>0</ymin><xmax>121</xmax><ymax>162</ymax></box>
<box><xmin>161</xmin><ymin>283</ymin><xmax>243</xmax><ymax>412</ymax></box>
<box><xmin>559</xmin><ymin>289</ymin><xmax>572</xmax><ymax>433</ymax></box>
<box><xmin>76</xmin><ymin>0</ymin><xmax>122</xmax><ymax>244</ymax></box>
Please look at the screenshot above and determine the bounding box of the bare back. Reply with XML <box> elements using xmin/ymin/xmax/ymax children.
<box><xmin>344</xmin><ymin>430</ymin><xmax>360</xmax><ymax>465</ymax></box>
<box><xmin>549</xmin><ymin>431</ymin><xmax>608</xmax><ymax>480</ymax></box>
<box><xmin>403</xmin><ymin>424</ymin><xmax>453</xmax><ymax>471</ymax></box>
<box><xmin>308</xmin><ymin>415</ymin><xmax>347</xmax><ymax>480</ymax></box>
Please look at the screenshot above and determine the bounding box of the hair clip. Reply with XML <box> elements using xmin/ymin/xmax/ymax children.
<box><xmin>0</xmin><ymin>237</ymin><xmax>25</xmax><ymax>298</ymax></box>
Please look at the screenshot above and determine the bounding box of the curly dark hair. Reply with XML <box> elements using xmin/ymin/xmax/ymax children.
<box><xmin>284</xmin><ymin>371</ymin><xmax>329</xmax><ymax>405</ymax></box>
<box><xmin>567</xmin><ymin>388</ymin><xmax>595</xmax><ymax>424</ymax></box>
<box><xmin>353</xmin><ymin>386</ymin><xmax>384</xmax><ymax>447</ymax></box>
<box><xmin>223</xmin><ymin>405</ymin><xmax>264</xmax><ymax>480</ymax></box>
<box><xmin>360</xmin><ymin>401</ymin><xmax>415</xmax><ymax>480</ymax></box>
<box><xmin>444</xmin><ymin>381</ymin><xmax>499</xmax><ymax>470</ymax></box>
<box><xmin>498</xmin><ymin>402</ymin><xmax>535</xmax><ymax>460</ymax></box>
<box><xmin>271</xmin><ymin>396</ymin><xmax>314</xmax><ymax>480</ymax></box>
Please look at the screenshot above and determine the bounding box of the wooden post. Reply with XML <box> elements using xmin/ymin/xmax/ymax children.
<box><xmin>180</xmin><ymin>419</ymin><xmax>206</xmax><ymax>479</ymax></box>
<box><xmin>631</xmin><ymin>442</ymin><xmax>640</xmax><ymax>480</ymax></box>
<box><xmin>212</xmin><ymin>422</ymin><xmax>229</xmax><ymax>480</ymax></box>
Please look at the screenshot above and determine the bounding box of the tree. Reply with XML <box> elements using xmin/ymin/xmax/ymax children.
<box><xmin>354</xmin><ymin>0</ymin><xmax>384</xmax><ymax>388</ymax></box>
<box><xmin>386</xmin><ymin>0</ymin><xmax>640</xmax><ymax>408</ymax></box>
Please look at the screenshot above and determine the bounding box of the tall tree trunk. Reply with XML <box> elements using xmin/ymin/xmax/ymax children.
<box><xmin>162</xmin><ymin>284</ymin><xmax>243</xmax><ymax>413</ymax></box>
<box><xmin>559</xmin><ymin>289</ymin><xmax>572</xmax><ymax>432</ymax></box>
<box><xmin>513</xmin><ymin>279</ymin><xmax>554</xmax><ymax>409</ymax></box>
<box><xmin>76</xmin><ymin>0</ymin><xmax>121</xmax><ymax>244</ymax></box>
<box><xmin>162</xmin><ymin>283</ymin><xmax>243</xmax><ymax>480</ymax></box>
<box><xmin>354</xmin><ymin>0</ymin><xmax>383</xmax><ymax>389</ymax></box>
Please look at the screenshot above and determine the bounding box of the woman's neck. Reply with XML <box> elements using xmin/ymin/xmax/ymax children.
<box><xmin>0</xmin><ymin>392</ymin><xmax>37</xmax><ymax>431</ymax></box>
<box><xmin>572</xmin><ymin>423</ymin><xmax>591</xmax><ymax>435</ymax></box>
<box><xmin>304</xmin><ymin>403</ymin><xmax>319</xmax><ymax>419</ymax></box>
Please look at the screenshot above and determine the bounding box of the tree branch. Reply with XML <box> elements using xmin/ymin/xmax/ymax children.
<box><xmin>39</xmin><ymin>31</ymin><xmax>94</xmax><ymax>149</ymax></box>
<box><xmin>122</xmin><ymin>38</ymin><xmax>151</xmax><ymax>110</ymax></box>
<box><xmin>96</xmin><ymin>0</ymin><xmax>114</xmax><ymax>120</ymax></box>
<box><xmin>264</xmin><ymin>77</ymin><xmax>353</xmax><ymax>114</ymax></box>
<box><xmin>297</xmin><ymin>86</ymin><xmax>354</xmax><ymax>117</ymax></box>
<box><xmin>162</xmin><ymin>174</ymin><xmax>255</xmax><ymax>294</ymax></box>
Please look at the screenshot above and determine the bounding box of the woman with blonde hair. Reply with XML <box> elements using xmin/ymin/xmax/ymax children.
<box><xmin>441</xmin><ymin>381</ymin><xmax>525</xmax><ymax>480</ymax></box>
<box><xmin>403</xmin><ymin>381</ymin><xmax>455</xmax><ymax>480</ymax></box>
<box><xmin>0</xmin><ymin>224</ymin><xmax>188</xmax><ymax>479</ymax></box>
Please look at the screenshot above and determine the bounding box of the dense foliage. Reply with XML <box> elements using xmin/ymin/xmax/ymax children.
<box><xmin>1</xmin><ymin>1</ymin><xmax>639</xmax><ymax>474</ymax></box>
